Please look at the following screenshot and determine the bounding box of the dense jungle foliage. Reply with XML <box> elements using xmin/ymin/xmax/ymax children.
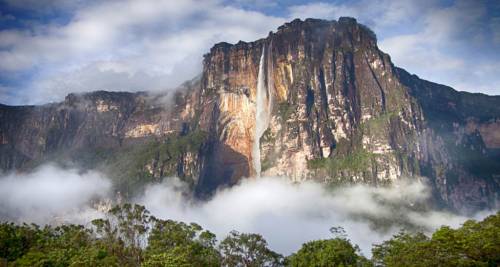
<box><xmin>1</xmin><ymin>204</ymin><xmax>499</xmax><ymax>267</ymax></box>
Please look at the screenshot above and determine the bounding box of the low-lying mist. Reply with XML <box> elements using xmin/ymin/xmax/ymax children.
<box><xmin>0</xmin><ymin>164</ymin><xmax>492</xmax><ymax>256</ymax></box>
<box><xmin>0</xmin><ymin>164</ymin><xmax>111</xmax><ymax>225</ymax></box>
<box><xmin>137</xmin><ymin>177</ymin><xmax>490</xmax><ymax>256</ymax></box>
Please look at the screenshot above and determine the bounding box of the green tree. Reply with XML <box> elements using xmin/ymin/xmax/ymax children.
<box><xmin>142</xmin><ymin>249</ymin><xmax>192</xmax><ymax>267</ymax></box>
<box><xmin>92</xmin><ymin>203</ymin><xmax>152</xmax><ymax>266</ymax></box>
<box><xmin>219</xmin><ymin>230</ymin><xmax>283</xmax><ymax>267</ymax></box>
<box><xmin>287</xmin><ymin>226</ymin><xmax>370</xmax><ymax>267</ymax></box>
<box><xmin>371</xmin><ymin>231</ymin><xmax>431</xmax><ymax>267</ymax></box>
<box><xmin>287</xmin><ymin>237</ymin><xmax>369</xmax><ymax>266</ymax></box>
<box><xmin>452</xmin><ymin>213</ymin><xmax>500</xmax><ymax>265</ymax></box>
<box><xmin>372</xmin><ymin>212</ymin><xmax>500</xmax><ymax>267</ymax></box>
<box><xmin>144</xmin><ymin>219</ymin><xmax>220</xmax><ymax>266</ymax></box>
<box><xmin>0</xmin><ymin>222</ymin><xmax>40</xmax><ymax>261</ymax></box>
<box><xmin>3</xmin><ymin>206</ymin><xmax>497</xmax><ymax>267</ymax></box>
<box><xmin>10</xmin><ymin>224</ymin><xmax>118</xmax><ymax>267</ymax></box>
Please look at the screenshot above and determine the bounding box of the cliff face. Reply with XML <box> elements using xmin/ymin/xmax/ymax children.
<box><xmin>0</xmin><ymin>18</ymin><xmax>499</xmax><ymax>212</ymax></box>
<box><xmin>0</xmin><ymin>80</ymin><xmax>202</xmax><ymax>194</ymax></box>
<box><xmin>195</xmin><ymin>18</ymin><xmax>422</xmax><ymax>190</ymax></box>
<box><xmin>396</xmin><ymin>68</ymin><xmax>500</xmax><ymax>211</ymax></box>
<box><xmin>177</xmin><ymin>17</ymin><xmax>500</xmax><ymax>211</ymax></box>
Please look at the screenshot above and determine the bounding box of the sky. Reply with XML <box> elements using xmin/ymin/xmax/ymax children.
<box><xmin>0</xmin><ymin>0</ymin><xmax>498</xmax><ymax>105</ymax></box>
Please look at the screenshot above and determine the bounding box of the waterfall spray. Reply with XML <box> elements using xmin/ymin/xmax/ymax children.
<box><xmin>253</xmin><ymin>44</ymin><xmax>272</xmax><ymax>177</ymax></box>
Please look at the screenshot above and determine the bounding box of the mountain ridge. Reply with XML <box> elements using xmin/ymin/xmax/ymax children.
<box><xmin>0</xmin><ymin>17</ymin><xmax>499</xmax><ymax>213</ymax></box>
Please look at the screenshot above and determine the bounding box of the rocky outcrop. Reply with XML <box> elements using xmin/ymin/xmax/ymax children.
<box><xmin>1</xmin><ymin>18</ymin><xmax>499</xmax><ymax>212</ymax></box>
<box><xmin>192</xmin><ymin>17</ymin><xmax>500</xmax><ymax>211</ymax></box>
<box><xmin>0</xmin><ymin>79</ymin><xmax>203</xmax><ymax>195</ymax></box>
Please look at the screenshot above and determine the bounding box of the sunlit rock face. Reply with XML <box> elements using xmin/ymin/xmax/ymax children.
<box><xmin>195</xmin><ymin>17</ymin><xmax>425</xmax><ymax>192</ymax></box>
<box><xmin>0</xmin><ymin>18</ymin><xmax>499</xmax><ymax>212</ymax></box>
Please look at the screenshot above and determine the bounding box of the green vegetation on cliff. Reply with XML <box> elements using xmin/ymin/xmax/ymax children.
<box><xmin>360</xmin><ymin>112</ymin><xmax>398</xmax><ymax>137</ymax></box>
<box><xmin>106</xmin><ymin>130</ymin><xmax>207</xmax><ymax>195</ymax></box>
<box><xmin>277</xmin><ymin>101</ymin><xmax>297</xmax><ymax>122</ymax></box>
<box><xmin>307</xmin><ymin>148</ymin><xmax>377</xmax><ymax>181</ymax></box>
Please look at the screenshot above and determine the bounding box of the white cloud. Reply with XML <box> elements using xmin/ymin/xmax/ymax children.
<box><xmin>0</xmin><ymin>0</ymin><xmax>285</xmax><ymax>104</ymax></box>
<box><xmin>287</xmin><ymin>0</ymin><xmax>500</xmax><ymax>95</ymax></box>
<box><xmin>0</xmin><ymin>164</ymin><xmax>111</xmax><ymax>225</ymax></box>
<box><xmin>450</xmin><ymin>62</ymin><xmax>500</xmax><ymax>95</ymax></box>
<box><xmin>379</xmin><ymin>35</ymin><xmax>466</xmax><ymax>71</ymax></box>
<box><xmin>137</xmin><ymin>176</ymin><xmax>489</xmax><ymax>256</ymax></box>
<box><xmin>288</xmin><ymin>2</ymin><xmax>358</xmax><ymax>21</ymax></box>
<box><xmin>378</xmin><ymin>0</ymin><xmax>500</xmax><ymax>96</ymax></box>
<box><xmin>0</xmin><ymin>0</ymin><xmax>498</xmax><ymax>104</ymax></box>
<box><xmin>286</xmin><ymin>0</ymin><xmax>430</xmax><ymax>31</ymax></box>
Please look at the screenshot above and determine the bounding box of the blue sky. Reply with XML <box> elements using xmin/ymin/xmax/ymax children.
<box><xmin>0</xmin><ymin>0</ymin><xmax>499</xmax><ymax>105</ymax></box>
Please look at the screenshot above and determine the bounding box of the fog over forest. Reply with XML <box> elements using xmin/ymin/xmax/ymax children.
<box><xmin>0</xmin><ymin>164</ymin><xmax>492</xmax><ymax>256</ymax></box>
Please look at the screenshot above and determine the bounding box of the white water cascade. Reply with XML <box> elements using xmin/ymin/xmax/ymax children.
<box><xmin>253</xmin><ymin>45</ymin><xmax>272</xmax><ymax>177</ymax></box>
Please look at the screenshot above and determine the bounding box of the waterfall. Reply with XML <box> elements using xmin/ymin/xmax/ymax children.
<box><xmin>253</xmin><ymin>44</ymin><xmax>271</xmax><ymax>177</ymax></box>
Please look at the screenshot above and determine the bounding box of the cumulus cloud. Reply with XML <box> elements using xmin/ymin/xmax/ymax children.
<box><xmin>137</xmin><ymin>176</ymin><xmax>490</xmax><ymax>256</ymax></box>
<box><xmin>0</xmin><ymin>164</ymin><xmax>111</xmax><ymax>225</ymax></box>
<box><xmin>287</xmin><ymin>0</ymin><xmax>431</xmax><ymax>32</ymax></box>
<box><xmin>287</xmin><ymin>0</ymin><xmax>500</xmax><ymax>95</ymax></box>
<box><xmin>377</xmin><ymin>0</ymin><xmax>499</xmax><ymax>94</ymax></box>
<box><xmin>1</xmin><ymin>0</ymin><xmax>498</xmax><ymax>104</ymax></box>
<box><xmin>0</xmin><ymin>0</ymin><xmax>285</xmax><ymax>104</ymax></box>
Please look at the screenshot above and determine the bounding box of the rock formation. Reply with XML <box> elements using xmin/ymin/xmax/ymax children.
<box><xmin>1</xmin><ymin>18</ymin><xmax>499</xmax><ymax>212</ymax></box>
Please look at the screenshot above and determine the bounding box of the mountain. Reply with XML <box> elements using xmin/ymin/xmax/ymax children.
<box><xmin>1</xmin><ymin>17</ymin><xmax>499</xmax><ymax>212</ymax></box>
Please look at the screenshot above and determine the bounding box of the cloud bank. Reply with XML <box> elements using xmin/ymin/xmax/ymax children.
<box><xmin>137</xmin><ymin>176</ymin><xmax>489</xmax><ymax>256</ymax></box>
<box><xmin>0</xmin><ymin>165</ymin><xmax>492</xmax><ymax>256</ymax></box>
<box><xmin>0</xmin><ymin>164</ymin><xmax>111</xmax><ymax>225</ymax></box>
